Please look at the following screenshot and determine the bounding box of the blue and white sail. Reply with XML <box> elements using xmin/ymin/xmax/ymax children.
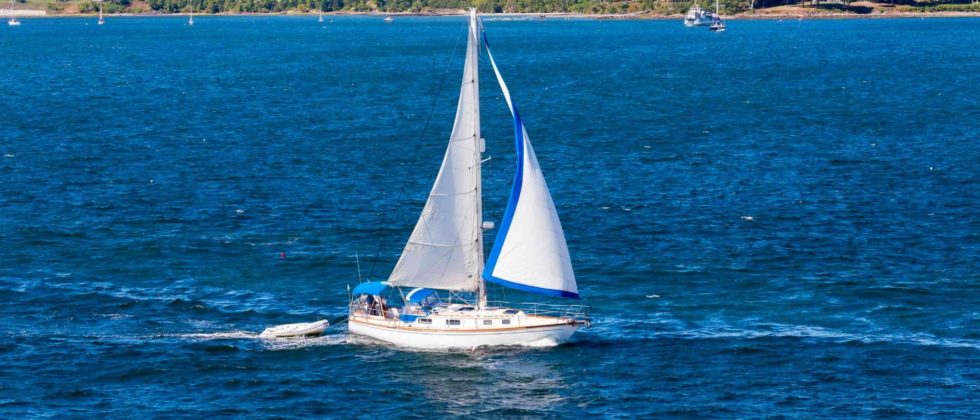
<box><xmin>387</xmin><ymin>10</ymin><xmax>484</xmax><ymax>292</ymax></box>
<box><xmin>482</xmin><ymin>36</ymin><xmax>579</xmax><ymax>299</ymax></box>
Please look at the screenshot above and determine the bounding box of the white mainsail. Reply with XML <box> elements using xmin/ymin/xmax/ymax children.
<box><xmin>388</xmin><ymin>11</ymin><xmax>483</xmax><ymax>292</ymax></box>
<box><xmin>482</xmin><ymin>38</ymin><xmax>579</xmax><ymax>299</ymax></box>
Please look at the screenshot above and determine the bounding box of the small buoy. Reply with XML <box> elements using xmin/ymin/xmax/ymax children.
<box><xmin>280</xmin><ymin>252</ymin><xmax>286</xmax><ymax>259</ymax></box>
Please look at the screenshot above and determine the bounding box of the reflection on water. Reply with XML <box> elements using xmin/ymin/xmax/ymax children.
<box><xmin>390</xmin><ymin>350</ymin><xmax>569</xmax><ymax>415</ymax></box>
<box><xmin>345</xmin><ymin>339</ymin><xmax>572</xmax><ymax>415</ymax></box>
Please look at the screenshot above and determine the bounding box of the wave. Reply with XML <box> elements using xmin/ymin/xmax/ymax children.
<box><xmin>0</xmin><ymin>275</ymin><xmax>339</xmax><ymax>317</ymax></box>
<box><xmin>585</xmin><ymin>316</ymin><xmax>980</xmax><ymax>350</ymax></box>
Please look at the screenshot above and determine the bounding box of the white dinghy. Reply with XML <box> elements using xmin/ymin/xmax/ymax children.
<box><xmin>347</xmin><ymin>9</ymin><xmax>589</xmax><ymax>350</ymax></box>
<box><xmin>260</xmin><ymin>320</ymin><xmax>329</xmax><ymax>338</ymax></box>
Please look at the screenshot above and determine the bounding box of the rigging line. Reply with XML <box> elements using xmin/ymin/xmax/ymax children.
<box><xmin>366</xmin><ymin>25</ymin><xmax>468</xmax><ymax>281</ymax></box>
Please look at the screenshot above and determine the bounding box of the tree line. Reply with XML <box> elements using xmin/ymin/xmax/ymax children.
<box><xmin>70</xmin><ymin>0</ymin><xmax>980</xmax><ymax>15</ymax></box>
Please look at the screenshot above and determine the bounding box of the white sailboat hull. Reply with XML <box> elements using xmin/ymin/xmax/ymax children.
<box><xmin>349</xmin><ymin>318</ymin><xmax>579</xmax><ymax>349</ymax></box>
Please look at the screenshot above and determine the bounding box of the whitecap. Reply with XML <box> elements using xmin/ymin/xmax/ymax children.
<box><xmin>260</xmin><ymin>333</ymin><xmax>349</xmax><ymax>350</ymax></box>
<box><xmin>177</xmin><ymin>331</ymin><xmax>260</xmax><ymax>340</ymax></box>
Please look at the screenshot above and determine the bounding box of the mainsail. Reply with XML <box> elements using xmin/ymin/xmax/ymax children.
<box><xmin>482</xmin><ymin>36</ymin><xmax>579</xmax><ymax>299</ymax></box>
<box><xmin>388</xmin><ymin>11</ymin><xmax>483</xmax><ymax>292</ymax></box>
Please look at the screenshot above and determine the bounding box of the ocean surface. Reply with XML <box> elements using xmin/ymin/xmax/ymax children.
<box><xmin>1</xmin><ymin>15</ymin><xmax>979</xmax><ymax>417</ymax></box>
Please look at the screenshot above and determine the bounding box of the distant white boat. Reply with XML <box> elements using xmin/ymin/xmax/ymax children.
<box><xmin>684</xmin><ymin>4</ymin><xmax>713</xmax><ymax>27</ymax></box>
<box><xmin>8</xmin><ymin>0</ymin><xmax>20</xmax><ymax>26</ymax></box>
<box><xmin>383</xmin><ymin>16</ymin><xmax>393</xmax><ymax>23</ymax></box>
<box><xmin>709</xmin><ymin>0</ymin><xmax>726</xmax><ymax>32</ymax></box>
<box><xmin>188</xmin><ymin>4</ymin><xmax>194</xmax><ymax>26</ymax></box>
<box><xmin>709</xmin><ymin>18</ymin><xmax>725</xmax><ymax>32</ymax></box>
<box><xmin>347</xmin><ymin>9</ymin><xmax>589</xmax><ymax>350</ymax></box>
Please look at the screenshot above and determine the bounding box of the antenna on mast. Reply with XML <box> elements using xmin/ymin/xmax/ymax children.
<box><xmin>355</xmin><ymin>251</ymin><xmax>363</xmax><ymax>282</ymax></box>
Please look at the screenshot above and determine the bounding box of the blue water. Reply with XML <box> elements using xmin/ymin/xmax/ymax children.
<box><xmin>2</xmin><ymin>16</ymin><xmax>979</xmax><ymax>416</ymax></box>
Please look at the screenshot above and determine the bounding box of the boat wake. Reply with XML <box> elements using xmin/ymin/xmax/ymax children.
<box><xmin>259</xmin><ymin>334</ymin><xmax>349</xmax><ymax>351</ymax></box>
<box><xmin>174</xmin><ymin>329</ymin><xmax>350</xmax><ymax>350</ymax></box>
<box><xmin>178</xmin><ymin>331</ymin><xmax>260</xmax><ymax>340</ymax></box>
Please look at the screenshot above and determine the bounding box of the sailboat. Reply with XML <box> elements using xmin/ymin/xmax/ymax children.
<box><xmin>709</xmin><ymin>0</ymin><xmax>726</xmax><ymax>32</ymax></box>
<box><xmin>97</xmin><ymin>0</ymin><xmax>104</xmax><ymax>25</ymax></box>
<box><xmin>318</xmin><ymin>7</ymin><xmax>323</xmax><ymax>23</ymax></box>
<box><xmin>188</xmin><ymin>3</ymin><xmax>194</xmax><ymax>26</ymax></box>
<box><xmin>7</xmin><ymin>0</ymin><xmax>20</xmax><ymax>26</ymax></box>
<box><xmin>347</xmin><ymin>9</ymin><xmax>589</xmax><ymax>349</ymax></box>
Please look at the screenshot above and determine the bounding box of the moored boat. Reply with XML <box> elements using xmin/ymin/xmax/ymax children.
<box><xmin>7</xmin><ymin>0</ymin><xmax>20</xmax><ymax>26</ymax></box>
<box><xmin>684</xmin><ymin>4</ymin><xmax>714</xmax><ymax>27</ymax></box>
<box><xmin>709</xmin><ymin>0</ymin><xmax>726</xmax><ymax>32</ymax></box>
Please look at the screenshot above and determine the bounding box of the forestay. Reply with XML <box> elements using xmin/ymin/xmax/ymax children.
<box><xmin>388</xmin><ymin>11</ymin><xmax>484</xmax><ymax>292</ymax></box>
<box><xmin>481</xmin><ymin>35</ymin><xmax>580</xmax><ymax>299</ymax></box>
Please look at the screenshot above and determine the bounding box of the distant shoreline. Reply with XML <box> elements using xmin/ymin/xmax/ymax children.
<box><xmin>11</xmin><ymin>10</ymin><xmax>980</xmax><ymax>20</ymax></box>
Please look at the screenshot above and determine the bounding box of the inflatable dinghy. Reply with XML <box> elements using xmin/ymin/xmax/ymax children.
<box><xmin>260</xmin><ymin>320</ymin><xmax>329</xmax><ymax>338</ymax></box>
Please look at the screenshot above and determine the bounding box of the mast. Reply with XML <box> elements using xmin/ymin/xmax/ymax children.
<box><xmin>387</xmin><ymin>9</ymin><xmax>484</xmax><ymax>295</ymax></box>
<box><xmin>470</xmin><ymin>9</ymin><xmax>487</xmax><ymax>309</ymax></box>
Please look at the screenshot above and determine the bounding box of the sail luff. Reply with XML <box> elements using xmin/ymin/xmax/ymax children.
<box><xmin>387</xmin><ymin>10</ymin><xmax>483</xmax><ymax>292</ymax></box>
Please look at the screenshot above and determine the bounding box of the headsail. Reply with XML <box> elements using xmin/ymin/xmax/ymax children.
<box><xmin>482</xmin><ymin>35</ymin><xmax>579</xmax><ymax>299</ymax></box>
<box><xmin>388</xmin><ymin>11</ymin><xmax>484</xmax><ymax>292</ymax></box>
